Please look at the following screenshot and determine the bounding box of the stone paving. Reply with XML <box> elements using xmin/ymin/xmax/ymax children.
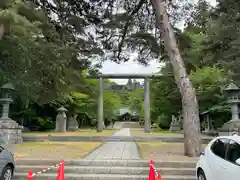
<box><xmin>84</xmin><ymin>128</ymin><xmax>140</xmax><ymax>160</ymax></box>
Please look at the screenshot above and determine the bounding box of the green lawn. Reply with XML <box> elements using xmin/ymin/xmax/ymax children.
<box><xmin>12</xmin><ymin>141</ymin><xmax>102</xmax><ymax>159</ymax></box>
<box><xmin>138</xmin><ymin>142</ymin><xmax>206</xmax><ymax>161</ymax></box>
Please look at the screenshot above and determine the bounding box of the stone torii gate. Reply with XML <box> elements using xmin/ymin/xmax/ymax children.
<box><xmin>87</xmin><ymin>73</ymin><xmax>162</xmax><ymax>133</ymax></box>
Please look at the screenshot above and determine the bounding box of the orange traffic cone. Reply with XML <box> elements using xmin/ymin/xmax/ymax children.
<box><xmin>27</xmin><ymin>170</ymin><xmax>33</xmax><ymax>180</ymax></box>
<box><xmin>148</xmin><ymin>160</ymin><xmax>156</xmax><ymax>180</ymax></box>
<box><xmin>56</xmin><ymin>160</ymin><xmax>64</xmax><ymax>180</ymax></box>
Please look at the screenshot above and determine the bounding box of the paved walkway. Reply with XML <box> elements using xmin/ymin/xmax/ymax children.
<box><xmin>84</xmin><ymin>128</ymin><xmax>140</xmax><ymax>160</ymax></box>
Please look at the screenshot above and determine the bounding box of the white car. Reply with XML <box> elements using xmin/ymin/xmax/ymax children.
<box><xmin>196</xmin><ymin>135</ymin><xmax>240</xmax><ymax>180</ymax></box>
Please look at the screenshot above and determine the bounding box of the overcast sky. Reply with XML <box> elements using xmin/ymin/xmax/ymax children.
<box><xmin>100</xmin><ymin>0</ymin><xmax>216</xmax><ymax>85</ymax></box>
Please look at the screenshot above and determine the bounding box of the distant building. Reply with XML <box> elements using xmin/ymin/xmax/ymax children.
<box><xmin>118</xmin><ymin>107</ymin><xmax>137</xmax><ymax>116</ymax></box>
<box><xmin>109</xmin><ymin>79</ymin><xmax>144</xmax><ymax>91</ymax></box>
<box><xmin>115</xmin><ymin>107</ymin><xmax>139</xmax><ymax>121</ymax></box>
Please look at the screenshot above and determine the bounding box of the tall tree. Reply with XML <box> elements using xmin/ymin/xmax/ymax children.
<box><xmin>150</xmin><ymin>0</ymin><xmax>201</xmax><ymax>156</ymax></box>
<box><xmin>203</xmin><ymin>0</ymin><xmax>240</xmax><ymax>84</ymax></box>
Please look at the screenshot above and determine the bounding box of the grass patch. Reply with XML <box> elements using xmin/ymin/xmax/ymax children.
<box><xmin>23</xmin><ymin>128</ymin><xmax>117</xmax><ymax>137</ymax></box>
<box><xmin>131</xmin><ymin>128</ymin><xmax>183</xmax><ymax>137</ymax></box>
<box><xmin>11</xmin><ymin>141</ymin><xmax>102</xmax><ymax>160</ymax></box>
<box><xmin>138</xmin><ymin>142</ymin><xmax>206</xmax><ymax>161</ymax></box>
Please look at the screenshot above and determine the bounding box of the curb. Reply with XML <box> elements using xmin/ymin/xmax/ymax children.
<box><xmin>135</xmin><ymin>141</ymin><xmax>143</xmax><ymax>160</ymax></box>
<box><xmin>81</xmin><ymin>142</ymin><xmax>105</xmax><ymax>159</ymax></box>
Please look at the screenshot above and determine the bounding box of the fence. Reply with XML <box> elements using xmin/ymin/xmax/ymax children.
<box><xmin>27</xmin><ymin>160</ymin><xmax>64</xmax><ymax>180</ymax></box>
<box><xmin>26</xmin><ymin>159</ymin><xmax>159</xmax><ymax>180</ymax></box>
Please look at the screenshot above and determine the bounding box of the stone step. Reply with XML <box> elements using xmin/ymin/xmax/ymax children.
<box><xmin>15</xmin><ymin>159</ymin><xmax>72</xmax><ymax>166</ymax></box>
<box><xmin>13</xmin><ymin>173</ymin><xmax>196</xmax><ymax>180</ymax></box>
<box><xmin>15</xmin><ymin>166</ymin><xmax>196</xmax><ymax>176</ymax></box>
<box><xmin>15</xmin><ymin>159</ymin><xmax>196</xmax><ymax>168</ymax></box>
<box><xmin>22</xmin><ymin>136</ymin><xmax>212</xmax><ymax>143</ymax></box>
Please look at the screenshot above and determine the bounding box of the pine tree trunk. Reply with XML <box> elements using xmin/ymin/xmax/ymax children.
<box><xmin>151</xmin><ymin>0</ymin><xmax>201</xmax><ymax>156</ymax></box>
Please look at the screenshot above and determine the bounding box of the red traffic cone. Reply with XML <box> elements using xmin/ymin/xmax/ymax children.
<box><xmin>27</xmin><ymin>170</ymin><xmax>33</xmax><ymax>180</ymax></box>
<box><xmin>148</xmin><ymin>160</ymin><xmax>156</xmax><ymax>180</ymax></box>
<box><xmin>157</xmin><ymin>172</ymin><xmax>162</xmax><ymax>180</ymax></box>
<box><xmin>56</xmin><ymin>160</ymin><xmax>64</xmax><ymax>180</ymax></box>
<box><xmin>56</xmin><ymin>165</ymin><xmax>60</xmax><ymax>180</ymax></box>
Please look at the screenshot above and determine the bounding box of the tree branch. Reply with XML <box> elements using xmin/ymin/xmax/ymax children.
<box><xmin>117</xmin><ymin>0</ymin><xmax>146</xmax><ymax>60</ymax></box>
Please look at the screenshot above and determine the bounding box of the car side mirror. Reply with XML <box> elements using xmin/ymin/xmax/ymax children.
<box><xmin>235</xmin><ymin>158</ymin><xmax>240</xmax><ymax>165</ymax></box>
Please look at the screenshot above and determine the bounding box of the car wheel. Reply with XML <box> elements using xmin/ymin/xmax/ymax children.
<box><xmin>197</xmin><ymin>169</ymin><xmax>207</xmax><ymax>180</ymax></box>
<box><xmin>1</xmin><ymin>166</ymin><xmax>13</xmax><ymax>180</ymax></box>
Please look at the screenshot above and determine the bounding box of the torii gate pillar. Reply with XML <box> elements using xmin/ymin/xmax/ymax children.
<box><xmin>144</xmin><ymin>77</ymin><xmax>151</xmax><ymax>132</ymax></box>
<box><xmin>97</xmin><ymin>77</ymin><xmax>104</xmax><ymax>132</ymax></box>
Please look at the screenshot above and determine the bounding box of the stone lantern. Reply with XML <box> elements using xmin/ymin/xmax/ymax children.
<box><xmin>169</xmin><ymin>115</ymin><xmax>181</xmax><ymax>132</ymax></box>
<box><xmin>0</xmin><ymin>83</ymin><xmax>23</xmax><ymax>144</ymax></box>
<box><xmin>219</xmin><ymin>83</ymin><xmax>240</xmax><ymax>135</ymax></box>
<box><xmin>0</xmin><ymin>83</ymin><xmax>15</xmax><ymax>120</ymax></box>
<box><xmin>55</xmin><ymin>106</ymin><xmax>68</xmax><ymax>132</ymax></box>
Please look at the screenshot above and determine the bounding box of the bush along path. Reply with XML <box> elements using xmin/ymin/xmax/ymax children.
<box><xmin>14</xmin><ymin>128</ymin><xmax>197</xmax><ymax>180</ymax></box>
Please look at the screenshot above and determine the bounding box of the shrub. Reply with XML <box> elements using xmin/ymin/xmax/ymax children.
<box><xmin>38</xmin><ymin>117</ymin><xmax>54</xmax><ymax>131</ymax></box>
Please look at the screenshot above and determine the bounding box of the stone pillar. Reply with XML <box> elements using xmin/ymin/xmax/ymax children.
<box><xmin>144</xmin><ymin>77</ymin><xmax>151</xmax><ymax>132</ymax></box>
<box><xmin>231</xmin><ymin>103</ymin><xmax>239</xmax><ymax>120</ymax></box>
<box><xmin>206</xmin><ymin>114</ymin><xmax>210</xmax><ymax>131</ymax></box>
<box><xmin>67</xmin><ymin>114</ymin><xmax>79</xmax><ymax>131</ymax></box>
<box><xmin>1</xmin><ymin>102</ymin><xmax>10</xmax><ymax>119</ymax></box>
<box><xmin>169</xmin><ymin>115</ymin><xmax>181</xmax><ymax>132</ymax></box>
<box><xmin>55</xmin><ymin>107</ymin><xmax>67</xmax><ymax>132</ymax></box>
<box><xmin>97</xmin><ymin>77</ymin><xmax>104</xmax><ymax>132</ymax></box>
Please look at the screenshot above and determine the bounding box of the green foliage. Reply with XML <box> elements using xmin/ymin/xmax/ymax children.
<box><xmin>0</xmin><ymin>0</ymin><xmax>84</xmax><ymax>104</ymax></box>
<box><xmin>128</xmin><ymin>89</ymin><xmax>144</xmax><ymax>115</ymax></box>
<box><xmin>0</xmin><ymin>0</ymin><xmax>123</xmax><ymax>130</ymax></box>
<box><xmin>156</xmin><ymin>114</ymin><xmax>170</xmax><ymax>129</ymax></box>
<box><xmin>104</xmin><ymin>90</ymin><xmax>122</xmax><ymax>120</ymax></box>
<box><xmin>150</xmin><ymin>75</ymin><xmax>181</xmax><ymax>124</ymax></box>
<box><xmin>190</xmin><ymin>66</ymin><xmax>226</xmax><ymax>112</ymax></box>
<box><xmin>38</xmin><ymin>117</ymin><xmax>54</xmax><ymax>131</ymax></box>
